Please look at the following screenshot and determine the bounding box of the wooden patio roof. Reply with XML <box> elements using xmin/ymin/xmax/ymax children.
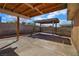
<box><xmin>0</xmin><ymin>3</ymin><xmax>67</xmax><ymax>18</ymax></box>
<box><xmin>0</xmin><ymin>3</ymin><xmax>66</xmax><ymax>40</ymax></box>
<box><xmin>34</xmin><ymin>18</ymin><xmax>59</xmax><ymax>24</ymax></box>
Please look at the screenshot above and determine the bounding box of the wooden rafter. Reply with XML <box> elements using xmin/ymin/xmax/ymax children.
<box><xmin>13</xmin><ymin>4</ymin><xmax>24</xmax><ymax>11</ymax></box>
<box><xmin>0</xmin><ymin>8</ymin><xmax>29</xmax><ymax>18</ymax></box>
<box><xmin>33</xmin><ymin>3</ymin><xmax>47</xmax><ymax>8</ymax></box>
<box><xmin>22</xmin><ymin>9</ymin><xmax>32</xmax><ymax>14</ymax></box>
<box><xmin>3</xmin><ymin>3</ymin><xmax>6</xmax><ymax>9</ymax></box>
<box><xmin>33</xmin><ymin>3</ymin><xmax>58</xmax><ymax>10</ymax></box>
<box><xmin>12</xmin><ymin>4</ymin><xmax>23</xmax><ymax>11</ymax></box>
<box><xmin>0</xmin><ymin>3</ymin><xmax>66</xmax><ymax>18</ymax></box>
<box><xmin>41</xmin><ymin>4</ymin><xmax>66</xmax><ymax>13</ymax></box>
<box><xmin>25</xmin><ymin>3</ymin><xmax>43</xmax><ymax>14</ymax></box>
<box><xmin>13</xmin><ymin>4</ymin><xmax>28</xmax><ymax>13</ymax></box>
<box><xmin>28</xmin><ymin>12</ymin><xmax>40</xmax><ymax>17</ymax></box>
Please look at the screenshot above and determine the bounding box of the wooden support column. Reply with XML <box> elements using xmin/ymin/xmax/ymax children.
<box><xmin>54</xmin><ymin>23</ymin><xmax>56</xmax><ymax>34</ymax></box>
<box><xmin>53</xmin><ymin>23</ymin><xmax>55</xmax><ymax>34</ymax></box>
<box><xmin>55</xmin><ymin>23</ymin><xmax>57</xmax><ymax>33</ymax></box>
<box><xmin>40</xmin><ymin>23</ymin><xmax>41</xmax><ymax>32</ymax></box>
<box><xmin>31</xmin><ymin>22</ymin><xmax>35</xmax><ymax>36</ymax></box>
<box><xmin>16</xmin><ymin>16</ymin><xmax>20</xmax><ymax>41</ymax></box>
<box><xmin>52</xmin><ymin>22</ymin><xmax>54</xmax><ymax>34</ymax></box>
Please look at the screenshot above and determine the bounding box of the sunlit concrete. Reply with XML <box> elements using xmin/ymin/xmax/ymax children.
<box><xmin>0</xmin><ymin>35</ymin><xmax>77</xmax><ymax>56</ymax></box>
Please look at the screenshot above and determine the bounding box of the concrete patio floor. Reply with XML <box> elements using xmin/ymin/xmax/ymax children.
<box><xmin>0</xmin><ymin>35</ymin><xmax>78</xmax><ymax>56</ymax></box>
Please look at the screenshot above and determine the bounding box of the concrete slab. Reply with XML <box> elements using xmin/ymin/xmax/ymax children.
<box><xmin>0</xmin><ymin>35</ymin><xmax>77</xmax><ymax>56</ymax></box>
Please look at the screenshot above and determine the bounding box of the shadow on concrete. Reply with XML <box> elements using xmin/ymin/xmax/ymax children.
<box><xmin>0</xmin><ymin>40</ymin><xmax>18</xmax><ymax>56</ymax></box>
<box><xmin>0</xmin><ymin>47</ymin><xmax>18</xmax><ymax>56</ymax></box>
<box><xmin>29</xmin><ymin>33</ymin><xmax>71</xmax><ymax>45</ymax></box>
<box><xmin>0</xmin><ymin>40</ymin><xmax>18</xmax><ymax>50</ymax></box>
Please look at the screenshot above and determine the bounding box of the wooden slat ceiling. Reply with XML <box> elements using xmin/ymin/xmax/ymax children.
<box><xmin>0</xmin><ymin>3</ymin><xmax>67</xmax><ymax>18</ymax></box>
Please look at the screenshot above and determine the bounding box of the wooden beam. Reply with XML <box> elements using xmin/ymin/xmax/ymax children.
<box><xmin>16</xmin><ymin>16</ymin><xmax>20</xmax><ymax>41</ymax></box>
<box><xmin>13</xmin><ymin>4</ymin><xmax>23</xmax><ymax>10</ymax></box>
<box><xmin>0</xmin><ymin>8</ymin><xmax>29</xmax><ymax>19</ymax></box>
<box><xmin>41</xmin><ymin>4</ymin><xmax>66</xmax><ymax>13</ymax></box>
<box><xmin>13</xmin><ymin>4</ymin><xmax>26</xmax><ymax>12</ymax></box>
<box><xmin>33</xmin><ymin>3</ymin><xmax>43</xmax><ymax>7</ymax></box>
<box><xmin>35</xmin><ymin>8</ymin><xmax>43</xmax><ymax>14</ymax></box>
<box><xmin>22</xmin><ymin>9</ymin><xmax>32</xmax><ymax>14</ymax></box>
<box><xmin>27</xmin><ymin>12</ymin><xmax>40</xmax><ymax>17</ymax></box>
<box><xmin>35</xmin><ymin>3</ymin><xmax>58</xmax><ymax>9</ymax></box>
<box><xmin>33</xmin><ymin>3</ymin><xmax>47</xmax><ymax>8</ymax></box>
<box><xmin>3</xmin><ymin>3</ymin><xmax>6</xmax><ymax>9</ymax></box>
<box><xmin>25</xmin><ymin>3</ymin><xmax>43</xmax><ymax>14</ymax></box>
<box><xmin>55</xmin><ymin>23</ymin><xmax>57</xmax><ymax>33</ymax></box>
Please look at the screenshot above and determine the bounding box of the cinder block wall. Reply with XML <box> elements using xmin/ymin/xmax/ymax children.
<box><xmin>0</xmin><ymin>23</ymin><xmax>34</xmax><ymax>36</ymax></box>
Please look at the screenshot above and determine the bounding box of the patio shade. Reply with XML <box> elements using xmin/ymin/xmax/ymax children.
<box><xmin>34</xmin><ymin>18</ymin><xmax>59</xmax><ymax>24</ymax></box>
<box><xmin>0</xmin><ymin>3</ymin><xmax>67</xmax><ymax>18</ymax></box>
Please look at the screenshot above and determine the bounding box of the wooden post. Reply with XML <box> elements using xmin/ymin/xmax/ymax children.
<box><xmin>40</xmin><ymin>23</ymin><xmax>41</xmax><ymax>32</ymax></box>
<box><xmin>16</xmin><ymin>16</ymin><xmax>20</xmax><ymax>41</ymax></box>
<box><xmin>31</xmin><ymin>22</ymin><xmax>35</xmax><ymax>36</ymax></box>
<box><xmin>52</xmin><ymin>22</ymin><xmax>54</xmax><ymax>34</ymax></box>
<box><xmin>53</xmin><ymin>23</ymin><xmax>55</xmax><ymax>34</ymax></box>
<box><xmin>55</xmin><ymin>23</ymin><xmax>57</xmax><ymax>33</ymax></box>
<box><xmin>55</xmin><ymin>23</ymin><xmax>57</xmax><ymax>34</ymax></box>
<box><xmin>0</xmin><ymin>16</ymin><xmax>1</xmax><ymax>23</ymax></box>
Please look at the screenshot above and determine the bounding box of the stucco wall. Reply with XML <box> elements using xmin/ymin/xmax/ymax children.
<box><xmin>71</xmin><ymin>13</ymin><xmax>79</xmax><ymax>54</ymax></box>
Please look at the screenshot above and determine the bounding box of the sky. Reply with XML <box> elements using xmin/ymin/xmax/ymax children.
<box><xmin>0</xmin><ymin>9</ymin><xmax>72</xmax><ymax>27</ymax></box>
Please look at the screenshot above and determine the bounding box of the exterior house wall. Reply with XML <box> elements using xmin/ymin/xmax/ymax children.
<box><xmin>71</xmin><ymin>13</ymin><xmax>79</xmax><ymax>54</ymax></box>
<box><xmin>68</xmin><ymin>3</ymin><xmax>79</xmax><ymax>54</ymax></box>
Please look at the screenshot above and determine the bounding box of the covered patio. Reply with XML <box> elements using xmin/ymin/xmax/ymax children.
<box><xmin>0</xmin><ymin>3</ymin><xmax>78</xmax><ymax>56</ymax></box>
